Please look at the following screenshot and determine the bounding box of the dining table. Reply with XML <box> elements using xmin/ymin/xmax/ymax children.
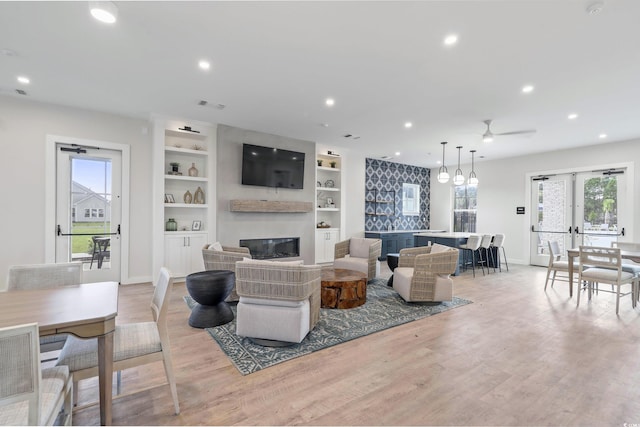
<box><xmin>0</xmin><ymin>281</ymin><xmax>119</xmax><ymax>425</ymax></box>
<box><xmin>566</xmin><ymin>248</ymin><xmax>640</xmax><ymax>297</ymax></box>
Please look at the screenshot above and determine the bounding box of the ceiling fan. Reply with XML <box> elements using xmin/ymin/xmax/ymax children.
<box><xmin>482</xmin><ymin>119</ymin><xmax>536</xmax><ymax>142</ymax></box>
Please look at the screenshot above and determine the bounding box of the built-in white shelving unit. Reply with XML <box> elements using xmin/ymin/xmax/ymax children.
<box><xmin>152</xmin><ymin>118</ymin><xmax>215</xmax><ymax>280</ymax></box>
<box><xmin>315</xmin><ymin>152</ymin><xmax>344</xmax><ymax>263</ymax></box>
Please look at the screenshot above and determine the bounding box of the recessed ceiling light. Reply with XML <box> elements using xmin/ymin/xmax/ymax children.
<box><xmin>444</xmin><ymin>34</ymin><xmax>458</xmax><ymax>46</ymax></box>
<box><xmin>320</xmin><ymin>123</ymin><xmax>329</xmax><ymax>128</ymax></box>
<box><xmin>17</xmin><ymin>76</ymin><xmax>30</xmax><ymax>84</ymax></box>
<box><xmin>198</xmin><ymin>60</ymin><xmax>210</xmax><ymax>70</ymax></box>
<box><xmin>325</xmin><ymin>98</ymin><xmax>335</xmax><ymax>107</ymax></box>
<box><xmin>89</xmin><ymin>1</ymin><xmax>118</xmax><ymax>24</ymax></box>
<box><xmin>522</xmin><ymin>85</ymin><xmax>534</xmax><ymax>93</ymax></box>
<box><xmin>395</xmin><ymin>152</ymin><xmax>401</xmax><ymax>156</ymax></box>
<box><xmin>599</xmin><ymin>133</ymin><xmax>608</xmax><ymax>139</ymax></box>
<box><xmin>404</xmin><ymin>122</ymin><xmax>412</xmax><ymax>128</ymax></box>
<box><xmin>568</xmin><ymin>113</ymin><xmax>579</xmax><ymax>120</ymax></box>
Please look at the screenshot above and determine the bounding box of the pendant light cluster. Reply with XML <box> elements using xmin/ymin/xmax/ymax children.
<box><xmin>436</xmin><ymin>142</ymin><xmax>479</xmax><ymax>186</ymax></box>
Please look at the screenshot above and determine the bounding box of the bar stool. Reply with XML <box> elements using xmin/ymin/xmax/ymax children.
<box><xmin>459</xmin><ymin>235</ymin><xmax>482</xmax><ymax>277</ymax></box>
<box><xmin>492</xmin><ymin>233</ymin><xmax>509</xmax><ymax>272</ymax></box>
<box><xmin>479</xmin><ymin>234</ymin><xmax>495</xmax><ymax>274</ymax></box>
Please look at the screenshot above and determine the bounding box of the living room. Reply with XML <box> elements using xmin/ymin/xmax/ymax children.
<box><xmin>2</xmin><ymin>1</ymin><xmax>640</xmax><ymax>425</ymax></box>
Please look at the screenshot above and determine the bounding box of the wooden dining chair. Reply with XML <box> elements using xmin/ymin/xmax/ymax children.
<box><xmin>6</xmin><ymin>262</ymin><xmax>83</xmax><ymax>354</ymax></box>
<box><xmin>55</xmin><ymin>267</ymin><xmax>180</xmax><ymax>414</ymax></box>
<box><xmin>576</xmin><ymin>246</ymin><xmax>637</xmax><ymax>314</ymax></box>
<box><xmin>0</xmin><ymin>323</ymin><xmax>73</xmax><ymax>426</ymax></box>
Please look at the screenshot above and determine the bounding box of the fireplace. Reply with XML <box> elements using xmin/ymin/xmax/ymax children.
<box><xmin>239</xmin><ymin>237</ymin><xmax>300</xmax><ymax>260</ymax></box>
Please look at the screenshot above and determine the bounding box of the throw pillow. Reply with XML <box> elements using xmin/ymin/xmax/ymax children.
<box><xmin>350</xmin><ymin>238</ymin><xmax>372</xmax><ymax>258</ymax></box>
<box><xmin>430</xmin><ymin>243</ymin><xmax>451</xmax><ymax>254</ymax></box>
<box><xmin>208</xmin><ymin>242</ymin><xmax>223</xmax><ymax>251</ymax></box>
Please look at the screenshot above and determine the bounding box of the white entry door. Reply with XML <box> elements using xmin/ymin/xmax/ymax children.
<box><xmin>55</xmin><ymin>144</ymin><xmax>122</xmax><ymax>282</ymax></box>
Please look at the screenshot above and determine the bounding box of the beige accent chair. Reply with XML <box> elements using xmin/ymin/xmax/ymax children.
<box><xmin>55</xmin><ymin>267</ymin><xmax>180</xmax><ymax>414</ymax></box>
<box><xmin>576</xmin><ymin>246</ymin><xmax>637</xmax><ymax>314</ymax></box>
<box><xmin>333</xmin><ymin>237</ymin><xmax>382</xmax><ymax>280</ymax></box>
<box><xmin>202</xmin><ymin>243</ymin><xmax>252</xmax><ymax>302</ymax></box>
<box><xmin>0</xmin><ymin>323</ymin><xmax>73</xmax><ymax>426</ymax></box>
<box><xmin>6</xmin><ymin>262</ymin><xmax>83</xmax><ymax>353</ymax></box>
<box><xmin>392</xmin><ymin>244</ymin><xmax>459</xmax><ymax>302</ymax></box>
<box><xmin>235</xmin><ymin>259</ymin><xmax>321</xmax><ymax>345</ymax></box>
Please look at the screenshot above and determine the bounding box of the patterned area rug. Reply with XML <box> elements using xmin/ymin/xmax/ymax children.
<box><xmin>184</xmin><ymin>278</ymin><xmax>472</xmax><ymax>375</ymax></box>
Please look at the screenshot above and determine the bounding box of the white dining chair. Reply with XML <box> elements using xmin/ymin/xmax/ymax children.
<box><xmin>577</xmin><ymin>246</ymin><xmax>637</xmax><ymax>314</ymax></box>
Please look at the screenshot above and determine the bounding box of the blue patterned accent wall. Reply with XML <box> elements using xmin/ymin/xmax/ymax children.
<box><xmin>365</xmin><ymin>158</ymin><xmax>431</xmax><ymax>231</ymax></box>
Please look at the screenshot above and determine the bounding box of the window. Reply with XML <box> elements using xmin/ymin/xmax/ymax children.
<box><xmin>98</xmin><ymin>209</ymin><xmax>104</xmax><ymax>218</ymax></box>
<box><xmin>402</xmin><ymin>183</ymin><xmax>420</xmax><ymax>216</ymax></box>
<box><xmin>453</xmin><ymin>185</ymin><xmax>477</xmax><ymax>232</ymax></box>
<box><xmin>84</xmin><ymin>208</ymin><xmax>90</xmax><ymax>218</ymax></box>
<box><xmin>91</xmin><ymin>208</ymin><xmax>98</xmax><ymax>218</ymax></box>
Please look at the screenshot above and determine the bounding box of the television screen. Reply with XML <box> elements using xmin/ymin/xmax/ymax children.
<box><xmin>242</xmin><ymin>143</ymin><xmax>306</xmax><ymax>189</ymax></box>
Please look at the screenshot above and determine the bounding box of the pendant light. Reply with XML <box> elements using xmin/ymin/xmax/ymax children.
<box><xmin>453</xmin><ymin>146</ymin><xmax>465</xmax><ymax>185</ymax></box>
<box><xmin>437</xmin><ymin>141</ymin><xmax>449</xmax><ymax>183</ymax></box>
<box><xmin>468</xmin><ymin>149</ymin><xmax>479</xmax><ymax>186</ymax></box>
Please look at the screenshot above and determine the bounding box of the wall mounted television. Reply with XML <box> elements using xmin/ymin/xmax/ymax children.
<box><xmin>242</xmin><ymin>143</ymin><xmax>306</xmax><ymax>189</ymax></box>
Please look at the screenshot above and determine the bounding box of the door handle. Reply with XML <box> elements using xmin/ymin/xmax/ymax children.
<box><xmin>568</xmin><ymin>226</ymin><xmax>572</xmax><ymax>234</ymax></box>
<box><xmin>574</xmin><ymin>226</ymin><xmax>579</xmax><ymax>234</ymax></box>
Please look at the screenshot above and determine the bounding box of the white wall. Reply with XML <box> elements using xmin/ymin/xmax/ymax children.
<box><xmin>0</xmin><ymin>96</ymin><xmax>153</xmax><ymax>288</ymax></box>
<box><xmin>216</xmin><ymin>124</ymin><xmax>316</xmax><ymax>262</ymax></box>
<box><xmin>430</xmin><ymin>138</ymin><xmax>640</xmax><ymax>264</ymax></box>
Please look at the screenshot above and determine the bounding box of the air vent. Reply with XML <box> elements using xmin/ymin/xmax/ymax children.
<box><xmin>15</xmin><ymin>89</ymin><xmax>27</xmax><ymax>95</ymax></box>
<box><xmin>380</xmin><ymin>155</ymin><xmax>393</xmax><ymax>160</ymax></box>
<box><xmin>343</xmin><ymin>134</ymin><xmax>360</xmax><ymax>140</ymax></box>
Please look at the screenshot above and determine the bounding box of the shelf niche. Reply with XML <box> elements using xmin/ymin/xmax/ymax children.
<box><xmin>230</xmin><ymin>199</ymin><xmax>314</xmax><ymax>213</ymax></box>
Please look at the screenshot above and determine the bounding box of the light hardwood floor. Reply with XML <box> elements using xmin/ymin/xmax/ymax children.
<box><xmin>73</xmin><ymin>263</ymin><xmax>640</xmax><ymax>426</ymax></box>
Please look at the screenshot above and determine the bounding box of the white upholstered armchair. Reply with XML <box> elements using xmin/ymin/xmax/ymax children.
<box><xmin>393</xmin><ymin>244</ymin><xmax>459</xmax><ymax>302</ymax></box>
<box><xmin>202</xmin><ymin>243</ymin><xmax>252</xmax><ymax>301</ymax></box>
<box><xmin>333</xmin><ymin>237</ymin><xmax>382</xmax><ymax>280</ymax></box>
<box><xmin>235</xmin><ymin>259</ymin><xmax>321</xmax><ymax>345</ymax></box>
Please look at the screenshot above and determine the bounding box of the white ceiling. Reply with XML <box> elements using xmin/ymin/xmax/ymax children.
<box><xmin>2</xmin><ymin>0</ymin><xmax>640</xmax><ymax>168</ymax></box>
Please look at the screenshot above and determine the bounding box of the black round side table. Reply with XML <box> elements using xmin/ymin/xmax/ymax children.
<box><xmin>186</xmin><ymin>270</ymin><xmax>235</xmax><ymax>328</ymax></box>
<box><xmin>386</xmin><ymin>253</ymin><xmax>400</xmax><ymax>287</ymax></box>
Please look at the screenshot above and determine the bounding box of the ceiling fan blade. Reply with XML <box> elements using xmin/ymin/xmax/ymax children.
<box><xmin>495</xmin><ymin>129</ymin><xmax>537</xmax><ymax>136</ymax></box>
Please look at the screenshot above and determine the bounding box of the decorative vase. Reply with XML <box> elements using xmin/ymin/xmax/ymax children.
<box><xmin>184</xmin><ymin>190</ymin><xmax>193</xmax><ymax>204</ymax></box>
<box><xmin>166</xmin><ymin>218</ymin><xmax>177</xmax><ymax>231</ymax></box>
<box><xmin>188</xmin><ymin>163</ymin><xmax>198</xmax><ymax>177</ymax></box>
<box><xmin>194</xmin><ymin>187</ymin><xmax>205</xmax><ymax>204</ymax></box>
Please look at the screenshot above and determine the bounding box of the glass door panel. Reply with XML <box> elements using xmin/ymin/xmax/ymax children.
<box><xmin>530</xmin><ymin>174</ymin><xmax>573</xmax><ymax>266</ymax></box>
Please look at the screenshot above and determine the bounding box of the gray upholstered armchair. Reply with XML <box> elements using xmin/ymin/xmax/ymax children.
<box><xmin>393</xmin><ymin>244</ymin><xmax>459</xmax><ymax>302</ymax></box>
<box><xmin>333</xmin><ymin>237</ymin><xmax>382</xmax><ymax>280</ymax></box>
<box><xmin>202</xmin><ymin>243</ymin><xmax>252</xmax><ymax>301</ymax></box>
<box><xmin>235</xmin><ymin>259</ymin><xmax>321</xmax><ymax>345</ymax></box>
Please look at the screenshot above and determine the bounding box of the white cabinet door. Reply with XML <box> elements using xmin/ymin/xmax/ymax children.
<box><xmin>315</xmin><ymin>229</ymin><xmax>339</xmax><ymax>263</ymax></box>
<box><xmin>164</xmin><ymin>233</ymin><xmax>207</xmax><ymax>277</ymax></box>
<box><xmin>187</xmin><ymin>233</ymin><xmax>207</xmax><ymax>273</ymax></box>
<box><xmin>164</xmin><ymin>234</ymin><xmax>189</xmax><ymax>277</ymax></box>
<box><xmin>325</xmin><ymin>229</ymin><xmax>339</xmax><ymax>261</ymax></box>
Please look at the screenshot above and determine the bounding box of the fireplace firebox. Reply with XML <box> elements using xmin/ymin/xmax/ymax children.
<box><xmin>239</xmin><ymin>237</ymin><xmax>300</xmax><ymax>260</ymax></box>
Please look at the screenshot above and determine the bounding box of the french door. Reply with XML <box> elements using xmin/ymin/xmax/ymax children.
<box><xmin>530</xmin><ymin>169</ymin><xmax>627</xmax><ymax>266</ymax></box>
<box><xmin>55</xmin><ymin>144</ymin><xmax>122</xmax><ymax>282</ymax></box>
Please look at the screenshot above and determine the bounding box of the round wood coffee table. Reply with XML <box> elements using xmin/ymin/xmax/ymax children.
<box><xmin>321</xmin><ymin>268</ymin><xmax>367</xmax><ymax>309</ymax></box>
